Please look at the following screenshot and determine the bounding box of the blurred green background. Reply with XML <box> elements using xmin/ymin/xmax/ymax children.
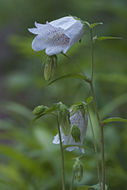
<box><xmin>0</xmin><ymin>0</ymin><xmax>127</xmax><ymax>189</ymax></box>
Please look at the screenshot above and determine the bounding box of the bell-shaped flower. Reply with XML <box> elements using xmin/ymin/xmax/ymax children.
<box><xmin>53</xmin><ymin>110</ymin><xmax>88</xmax><ymax>153</ymax></box>
<box><xmin>28</xmin><ymin>16</ymin><xmax>84</xmax><ymax>56</ymax></box>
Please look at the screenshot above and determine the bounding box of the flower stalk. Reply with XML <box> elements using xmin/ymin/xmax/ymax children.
<box><xmin>87</xmin><ymin>108</ymin><xmax>101</xmax><ymax>189</ymax></box>
<box><xmin>56</xmin><ymin>116</ymin><xmax>66</xmax><ymax>190</ymax></box>
<box><xmin>89</xmin><ymin>28</ymin><xmax>105</xmax><ymax>190</ymax></box>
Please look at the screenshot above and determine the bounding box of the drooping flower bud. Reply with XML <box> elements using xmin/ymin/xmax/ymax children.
<box><xmin>71</xmin><ymin>125</ymin><xmax>81</xmax><ymax>142</ymax></box>
<box><xmin>73</xmin><ymin>158</ymin><xmax>83</xmax><ymax>182</ymax></box>
<box><xmin>33</xmin><ymin>105</ymin><xmax>48</xmax><ymax>115</ymax></box>
<box><xmin>44</xmin><ymin>56</ymin><xmax>57</xmax><ymax>81</ymax></box>
<box><xmin>57</xmin><ymin>102</ymin><xmax>70</xmax><ymax>135</ymax></box>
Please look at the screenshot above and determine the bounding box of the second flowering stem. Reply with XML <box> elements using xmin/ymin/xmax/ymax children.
<box><xmin>56</xmin><ymin>116</ymin><xmax>66</xmax><ymax>190</ymax></box>
<box><xmin>89</xmin><ymin>27</ymin><xmax>105</xmax><ymax>190</ymax></box>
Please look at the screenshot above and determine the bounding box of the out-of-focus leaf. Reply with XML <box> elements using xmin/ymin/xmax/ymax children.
<box><xmin>8</xmin><ymin>35</ymin><xmax>44</xmax><ymax>58</ymax></box>
<box><xmin>0</xmin><ymin>145</ymin><xmax>42</xmax><ymax>177</ymax></box>
<box><xmin>78</xmin><ymin>183</ymin><xmax>108</xmax><ymax>190</ymax></box>
<box><xmin>100</xmin><ymin>93</ymin><xmax>127</xmax><ymax>118</ymax></box>
<box><xmin>96</xmin><ymin>73</ymin><xmax>127</xmax><ymax>85</ymax></box>
<box><xmin>0</xmin><ymin>165</ymin><xmax>26</xmax><ymax>190</ymax></box>
<box><xmin>102</xmin><ymin>117</ymin><xmax>127</xmax><ymax>125</ymax></box>
<box><xmin>92</xmin><ymin>183</ymin><xmax>108</xmax><ymax>190</ymax></box>
<box><xmin>0</xmin><ymin>102</ymin><xmax>32</xmax><ymax>121</ymax></box>
<box><xmin>0</xmin><ymin>119</ymin><xmax>16</xmax><ymax>130</ymax></box>
<box><xmin>78</xmin><ymin>185</ymin><xmax>93</xmax><ymax>190</ymax></box>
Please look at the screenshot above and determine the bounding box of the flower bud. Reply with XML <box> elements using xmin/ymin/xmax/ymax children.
<box><xmin>57</xmin><ymin>102</ymin><xmax>70</xmax><ymax>135</ymax></box>
<box><xmin>73</xmin><ymin>158</ymin><xmax>83</xmax><ymax>182</ymax></box>
<box><xmin>33</xmin><ymin>105</ymin><xmax>47</xmax><ymax>115</ymax></box>
<box><xmin>44</xmin><ymin>56</ymin><xmax>57</xmax><ymax>81</ymax></box>
<box><xmin>71</xmin><ymin>125</ymin><xmax>81</xmax><ymax>142</ymax></box>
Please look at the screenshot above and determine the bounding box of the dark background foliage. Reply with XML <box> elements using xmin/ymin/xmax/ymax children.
<box><xmin>0</xmin><ymin>0</ymin><xmax>127</xmax><ymax>189</ymax></box>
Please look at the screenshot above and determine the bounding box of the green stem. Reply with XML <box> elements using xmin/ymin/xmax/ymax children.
<box><xmin>90</xmin><ymin>28</ymin><xmax>94</xmax><ymax>82</ymax></box>
<box><xmin>89</xmin><ymin>28</ymin><xmax>105</xmax><ymax>190</ymax></box>
<box><xmin>89</xmin><ymin>82</ymin><xmax>105</xmax><ymax>190</ymax></box>
<box><xmin>69</xmin><ymin>172</ymin><xmax>75</xmax><ymax>190</ymax></box>
<box><xmin>57</xmin><ymin>116</ymin><xmax>66</xmax><ymax>190</ymax></box>
<box><xmin>87</xmin><ymin>108</ymin><xmax>101</xmax><ymax>189</ymax></box>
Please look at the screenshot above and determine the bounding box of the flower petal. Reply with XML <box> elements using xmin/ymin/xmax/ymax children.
<box><xmin>45</xmin><ymin>46</ymin><xmax>64</xmax><ymax>56</ymax></box>
<box><xmin>50</xmin><ymin>16</ymin><xmax>76</xmax><ymax>30</ymax></box>
<box><xmin>34</xmin><ymin>21</ymin><xmax>45</xmax><ymax>28</ymax></box>
<box><xmin>32</xmin><ymin>35</ymin><xmax>47</xmax><ymax>51</ymax></box>
<box><xmin>52</xmin><ymin>110</ymin><xmax>87</xmax><ymax>153</ymax></box>
<box><xmin>64</xmin><ymin>20</ymin><xmax>84</xmax><ymax>47</ymax></box>
<box><xmin>53</xmin><ymin>132</ymin><xmax>64</xmax><ymax>144</ymax></box>
<box><xmin>29</xmin><ymin>22</ymin><xmax>70</xmax><ymax>54</ymax></box>
<box><xmin>28</xmin><ymin>23</ymin><xmax>56</xmax><ymax>35</ymax></box>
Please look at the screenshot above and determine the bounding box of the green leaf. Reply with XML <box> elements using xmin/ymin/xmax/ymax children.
<box><xmin>102</xmin><ymin>117</ymin><xmax>127</xmax><ymax>125</ymax></box>
<box><xmin>83</xmin><ymin>21</ymin><xmax>103</xmax><ymax>29</ymax></box>
<box><xmin>96</xmin><ymin>36</ymin><xmax>122</xmax><ymax>41</ymax></box>
<box><xmin>78</xmin><ymin>185</ymin><xmax>93</xmax><ymax>190</ymax></box>
<box><xmin>48</xmin><ymin>73</ymin><xmax>90</xmax><ymax>86</ymax></box>
<box><xmin>83</xmin><ymin>21</ymin><xmax>91</xmax><ymax>27</ymax></box>
<box><xmin>92</xmin><ymin>183</ymin><xmax>108</xmax><ymax>190</ymax></box>
<box><xmin>78</xmin><ymin>183</ymin><xmax>108</xmax><ymax>190</ymax></box>
<box><xmin>100</xmin><ymin>93</ymin><xmax>127</xmax><ymax>118</ymax></box>
<box><xmin>0</xmin><ymin>102</ymin><xmax>32</xmax><ymax>121</ymax></box>
<box><xmin>90</xmin><ymin>22</ymin><xmax>103</xmax><ymax>29</ymax></box>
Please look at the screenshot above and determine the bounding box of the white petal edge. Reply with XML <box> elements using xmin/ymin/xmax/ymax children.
<box><xmin>50</xmin><ymin>16</ymin><xmax>76</xmax><ymax>30</ymax></box>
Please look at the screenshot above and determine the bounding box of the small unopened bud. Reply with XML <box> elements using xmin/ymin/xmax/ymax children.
<box><xmin>33</xmin><ymin>105</ymin><xmax>47</xmax><ymax>115</ymax></box>
<box><xmin>44</xmin><ymin>56</ymin><xmax>57</xmax><ymax>81</ymax></box>
<box><xmin>71</xmin><ymin>125</ymin><xmax>81</xmax><ymax>142</ymax></box>
<box><xmin>57</xmin><ymin>102</ymin><xmax>70</xmax><ymax>135</ymax></box>
<box><xmin>73</xmin><ymin>158</ymin><xmax>83</xmax><ymax>182</ymax></box>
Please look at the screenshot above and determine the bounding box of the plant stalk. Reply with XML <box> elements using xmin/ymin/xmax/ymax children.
<box><xmin>56</xmin><ymin>116</ymin><xmax>66</xmax><ymax>190</ymax></box>
<box><xmin>69</xmin><ymin>172</ymin><xmax>75</xmax><ymax>190</ymax></box>
<box><xmin>87</xmin><ymin>108</ymin><xmax>101</xmax><ymax>188</ymax></box>
<box><xmin>89</xmin><ymin>28</ymin><xmax>105</xmax><ymax>190</ymax></box>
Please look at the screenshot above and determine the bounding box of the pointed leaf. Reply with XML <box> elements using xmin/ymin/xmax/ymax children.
<box><xmin>48</xmin><ymin>73</ymin><xmax>90</xmax><ymax>86</ymax></box>
<box><xmin>102</xmin><ymin>117</ymin><xmax>127</xmax><ymax>125</ymax></box>
<box><xmin>90</xmin><ymin>22</ymin><xmax>103</xmax><ymax>29</ymax></box>
<box><xmin>96</xmin><ymin>36</ymin><xmax>122</xmax><ymax>41</ymax></box>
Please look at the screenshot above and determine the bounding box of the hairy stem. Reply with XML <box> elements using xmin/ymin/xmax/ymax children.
<box><xmin>89</xmin><ymin>82</ymin><xmax>105</xmax><ymax>190</ymax></box>
<box><xmin>87</xmin><ymin>108</ymin><xmax>101</xmax><ymax>188</ymax></box>
<box><xmin>69</xmin><ymin>172</ymin><xmax>75</xmax><ymax>190</ymax></box>
<box><xmin>57</xmin><ymin>116</ymin><xmax>66</xmax><ymax>190</ymax></box>
<box><xmin>89</xmin><ymin>28</ymin><xmax>105</xmax><ymax>190</ymax></box>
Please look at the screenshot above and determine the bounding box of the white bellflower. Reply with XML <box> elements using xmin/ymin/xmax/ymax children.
<box><xmin>53</xmin><ymin>110</ymin><xmax>88</xmax><ymax>153</ymax></box>
<box><xmin>28</xmin><ymin>16</ymin><xmax>84</xmax><ymax>56</ymax></box>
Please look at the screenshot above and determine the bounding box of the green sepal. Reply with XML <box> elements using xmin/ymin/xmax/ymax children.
<box><xmin>71</xmin><ymin>125</ymin><xmax>81</xmax><ymax>142</ymax></box>
<box><xmin>44</xmin><ymin>55</ymin><xmax>57</xmax><ymax>81</ymax></box>
<box><xmin>32</xmin><ymin>104</ymin><xmax>57</xmax><ymax>122</ymax></box>
<box><xmin>70</xmin><ymin>101</ymin><xmax>86</xmax><ymax>116</ymax></box>
<box><xmin>56</xmin><ymin>102</ymin><xmax>70</xmax><ymax>135</ymax></box>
